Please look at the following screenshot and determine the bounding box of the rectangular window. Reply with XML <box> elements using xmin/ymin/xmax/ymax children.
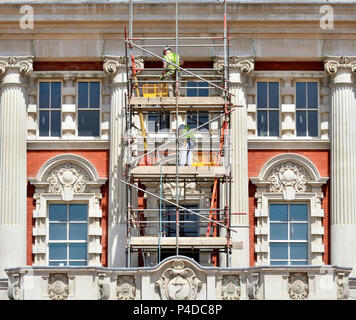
<box><xmin>187</xmin><ymin>81</ymin><xmax>209</xmax><ymax>97</ymax></box>
<box><xmin>164</xmin><ymin>205</ymin><xmax>199</xmax><ymax>237</ymax></box>
<box><xmin>77</xmin><ymin>81</ymin><xmax>100</xmax><ymax>137</ymax></box>
<box><xmin>269</xmin><ymin>203</ymin><xmax>308</xmax><ymax>265</ymax></box>
<box><xmin>296</xmin><ymin>82</ymin><xmax>319</xmax><ymax>137</ymax></box>
<box><xmin>186</xmin><ymin>112</ymin><xmax>209</xmax><ymax>132</ymax></box>
<box><xmin>147</xmin><ymin>112</ymin><xmax>170</xmax><ymax>133</ymax></box>
<box><xmin>257</xmin><ymin>81</ymin><xmax>280</xmax><ymax>137</ymax></box>
<box><xmin>39</xmin><ymin>81</ymin><xmax>62</xmax><ymax>137</ymax></box>
<box><xmin>48</xmin><ymin>203</ymin><xmax>88</xmax><ymax>266</ymax></box>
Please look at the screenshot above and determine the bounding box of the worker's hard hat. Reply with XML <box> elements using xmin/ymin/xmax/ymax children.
<box><xmin>163</xmin><ymin>45</ymin><xmax>171</xmax><ymax>53</ymax></box>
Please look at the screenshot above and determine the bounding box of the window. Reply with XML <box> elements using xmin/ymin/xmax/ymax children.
<box><xmin>296</xmin><ymin>82</ymin><xmax>318</xmax><ymax>137</ymax></box>
<box><xmin>164</xmin><ymin>205</ymin><xmax>199</xmax><ymax>237</ymax></box>
<box><xmin>187</xmin><ymin>81</ymin><xmax>209</xmax><ymax>97</ymax></box>
<box><xmin>77</xmin><ymin>81</ymin><xmax>100</xmax><ymax>137</ymax></box>
<box><xmin>48</xmin><ymin>203</ymin><xmax>88</xmax><ymax>266</ymax></box>
<box><xmin>269</xmin><ymin>203</ymin><xmax>308</xmax><ymax>265</ymax></box>
<box><xmin>147</xmin><ymin>112</ymin><xmax>170</xmax><ymax>133</ymax></box>
<box><xmin>186</xmin><ymin>112</ymin><xmax>209</xmax><ymax>132</ymax></box>
<box><xmin>39</xmin><ymin>81</ymin><xmax>62</xmax><ymax>137</ymax></box>
<box><xmin>257</xmin><ymin>81</ymin><xmax>280</xmax><ymax>137</ymax></box>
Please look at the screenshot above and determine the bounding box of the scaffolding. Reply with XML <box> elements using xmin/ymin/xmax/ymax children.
<box><xmin>123</xmin><ymin>0</ymin><xmax>235</xmax><ymax>267</ymax></box>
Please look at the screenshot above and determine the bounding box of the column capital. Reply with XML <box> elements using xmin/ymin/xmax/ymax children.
<box><xmin>0</xmin><ymin>56</ymin><xmax>33</xmax><ymax>85</ymax></box>
<box><xmin>213</xmin><ymin>55</ymin><xmax>254</xmax><ymax>75</ymax></box>
<box><xmin>323</xmin><ymin>56</ymin><xmax>356</xmax><ymax>85</ymax></box>
<box><xmin>102</xmin><ymin>55</ymin><xmax>127</xmax><ymax>75</ymax></box>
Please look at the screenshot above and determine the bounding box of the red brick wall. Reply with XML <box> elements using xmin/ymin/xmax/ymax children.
<box><xmin>26</xmin><ymin>150</ymin><xmax>109</xmax><ymax>266</ymax></box>
<box><xmin>248</xmin><ymin>149</ymin><xmax>330</xmax><ymax>266</ymax></box>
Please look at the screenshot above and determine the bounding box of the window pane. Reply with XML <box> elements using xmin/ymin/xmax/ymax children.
<box><xmin>51</xmin><ymin>110</ymin><xmax>61</xmax><ymax>137</ymax></box>
<box><xmin>148</xmin><ymin>114</ymin><xmax>158</xmax><ymax>132</ymax></box>
<box><xmin>39</xmin><ymin>110</ymin><xmax>49</xmax><ymax>137</ymax></box>
<box><xmin>290</xmin><ymin>243</ymin><xmax>308</xmax><ymax>260</ymax></box>
<box><xmin>270</xmin><ymin>261</ymin><xmax>288</xmax><ymax>266</ymax></box>
<box><xmin>296</xmin><ymin>110</ymin><xmax>306</xmax><ymax>136</ymax></box>
<box><xmin>49</xmin><ymin>261</ymin><xmax>67</xmax><ymax>266</ymax></box>
<box><xmin>69</xmin><ymin>223</ymin><xmax>87</xmax><ymax>240</ymax></box>
<box><xmin>51</xmin><ymin>82</ymin><xmax>61</xmax><ymax>109</ymax></box>
<box><xmin>49</xmin><ymin>243</ymin><xmax>67</xmax><ymax>260</ymax></box>
<box><xmin>69</xmin><ymin>204</ymin><xmax>87</xmax><ymax>221</ymax></box>
<box><xmin>187</xmin><ymin>82</ymin><xmax>198</xmax><ymax>97</ymax></box>
<box><xmin>307</xmin><ymin>82</ymin><xmax>318</xmax><ymax>108</ymax></box>
<box><xmin>90</xmin><ymin>82</ymin><xmax>100</xmax><ymax>109</ymax></box>
<box><xmin>78</xmin><ymin>110</ymin><xmax>100</xmax><ymax>136</ymax></box>
<box><xmin>257</xmin><ymin>82</ymin><xmax>267</xmax><ymax>108</ymax></box>
<box><xmin>270</xmin><ymin>223</ymin><xmax>288</xmax><ymax>240</ymax></box>
<box><xmin>198</xmin><ymin>112</ymin><xmax>209</xmax><ymax>132</ymax></box>
<box><xmin>270</xmin><ymin>243</ymin><xmax>288</xmax><ymax>259</ymax></box>
<box><xmin>49</xmin><ymin>223</ymin><xmax>67</xmax><ymax>240</ymax></box>
<box><xmin>291</xmin><ymin>261</ymin><xmax>308</xmax><ymax>265</ymax></box>
<box><xmin>296</xmin><ymin>82</ymin><xmax>306</xmax><ymax>109</ymax></box>
<box><xmin>290</xmin><ymin>204</ymin><xmax>308</xmax><ymax>221</ymax></box>
<box><xmin>308</xmin><ymin>111</ymin><xmax>318</xmax><ymax>137</ymax></box>
<box><xmin>69</xmin><ymin>261</ymin><xmax>87</xmax><ymax>266</ymax></box>
<box><xmin>160</xmin><ymin>113</ymin><xmax>170</xmax><ymax>131</ymax></box>
<box><xmin>187</xmin><ymin>113</ymin><xmax>197</xmax><ymax>129</ymax></box>
<box><xmin>49</xmin><ymin>204</ymin><xmax>67</xmax><ymax>221</ymax></box>
<box><xmin>78</xmin><ymin>82</ymin><xmax>89</xmax><ymax>109</ymax></box>
<box><xmin>270</xmin><ymin>204</ymin><xmax>288</xmax><ymax>221</ymax></box>
<box><xmin>198</xmin><ymin>82</ymin><xmax>209</xmax><ymax>97</ymax></box>
<box><xmin>257</xmin><ymin>111</ymin><xmax>267</xmax><ymax>136</ymax></box>
<box><xmin>69</xmin><ymin>243</ymin><xmax>87</xmax><ymax>260</ymax></box>
<box><xmin>290</xmin><ymin>223</ymin><xmax>308</xmax><ymax>240</ymax></box>
<box><xmin>269</xmin><ymin>82</ymin><xmax>279</xmax><ymax>108</ymax></box>
<box><xmin>269</xmin><ymin>110</ymin><xmax>279</xmax><ymax>137</ymax></box>
<box><xmin>39</xmin><ymin>82</ymin><xmax>50</xmax><ymax>109</ymax></box>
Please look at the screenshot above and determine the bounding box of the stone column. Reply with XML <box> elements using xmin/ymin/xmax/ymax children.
<box><xmin>0</xmin><ymin>56</ymin><xmax>33</xmax><ymax>278</ymax></box>
<box><xmin>324</xmin><ymin>56</ymin><xmax>356</xmax><ymax>275</ymax></box>
<box><xmin>103</xmin><ymin>56</ymin><xmax>128</xmax><ymax>267</ymax></box>
<box><xmin>228</xmin><ymin>57</ymin><xmax>254</xmax><ymax>267</ymax></box>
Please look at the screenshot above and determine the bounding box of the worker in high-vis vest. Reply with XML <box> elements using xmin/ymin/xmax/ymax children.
<box><xmin>160</xmin><ymin>45</ymin><xmax>184</xmax><ymax>97</ymax></box>
<box><xmin>178</xmin><ymin>123</ymin><xmax>195</xmax><ymax>166</ymax></box>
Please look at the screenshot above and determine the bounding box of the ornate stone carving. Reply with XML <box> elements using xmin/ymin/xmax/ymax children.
<box><xmin>229</xmin><ymin>56</ymin><xmax>254</xmax><ymax>74</ymax></box>
<box><xmin>247</xmin><ymin>272</ymin><xmax>260</xmax><ymax>300</ymax></box>
<box><xmin>163</xmin><ymin>182</ymin><xmax>200</xmax><ymax>197</ymax></box>
<box><xmin>103</xmin><ymin>56</ymin><xmax>126</xmax><ymax>74</ymax></box>
<box><xmin>46</xmin><ymin>163</ymin><xmax>90</xmax><ymax>196</ymax></box>
<box><xmin>48</xmin><ymin>274</ymin><xmax>69</xmax><ymax>300</ymax></box>
<box><xmin>0</xmin><ymin>56</ymin><xmax>33</xmax><ymax>75</ymax></box>
<box><xmin>288</xmin><ymin>273</ymin><xmax>309</xmax><ymax>300</ymax></box>
<box><xmin>155</xmin><ymin>260</ymin><xmax>202</xmax><ymax>300</ymax></box>
<box><xmin>221</xmin><ymin>275</ymin><xmax>241</xmax><ymax>300</ymax></box>
<box><xmin>267</xmin><ymin>162</ymin><xmax>311</xmax><ymax>199</ymax></box>
<box><xmin>8</xmin><ymin>273</ymin><xmax>20</xmax><ymax>300</ymax></box>
<box><xmin>97</xmin><ymin>273</ymin><xmax>110</xmax><ymax>300</ymax></box>
<box><xmin>324</xmin><ymin>56</ymin><xmax>356</xmax><ymax>75</ymax></box>
<box><xmin>117</xmin><ymin>276</ymin><xmax>136</xmax><ymax>300</ymax></box>
<box><xmin>336</xmin><ymin>272</ymin><xmax>349</xmax><ymax>299</ymax></box>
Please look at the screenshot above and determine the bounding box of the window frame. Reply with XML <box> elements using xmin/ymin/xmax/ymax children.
<box><xmin>146</xmin><ymin>112</ymin><xmax>171</xmax><ymax>133</ymax></box>
<box><xmin>76</xmin><ymin>79</ymin><xmax>102</xmax><ymax>138</ymax></box>
<box><xmin>256</xmin><ymin>80</ymin><xmax>281</xmax><ymax>138</ymax></box>
<box><xmin>47</xmin><ymin>202</ymin><xmax>89</xmax><ymax>267</ymax></box>
<box><xmin>294</xmin><ymin>80</ymin><xmax>320</xmax><ymax>138</ymax></box>
<box><xmin>186</xmin><ymin>81</ymin><xmax>210</xmax><ymax>97</ymax></box>
<box><xmin>37</xmin><ymin>79</ymin><xmax>63</xmax><ymax>138</ymax></box>
<box><xmin>268</xmin><ymin>201</ymin><xmax>310</xmax><ymax>266</ymax></box>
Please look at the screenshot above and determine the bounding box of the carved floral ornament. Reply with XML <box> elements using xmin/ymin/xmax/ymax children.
<box><xmin>163</xmin><ymin>182</ymin><xmax>200</xmax><ymax>197</ymax></box>
<box><xmin>288</xmin><ymin>273</ymin><xmax>309</xmax><ymax>300</ymax></box>
<box><xmin>155</xmin><ymin>260</ymin><xmax>202</xmax><ymax>300</ymax></box>
<box><xmin>0</xmin><ymin>56</ymin><xmax>33</xmax><ymax>75</ymax></box>
<box><xmin>48</xmin><ymin>274</ymin><xmax>69</xmax><ymax>300</ymax></box>
<box><xmin>117</xmin><ymin>276</ymin><xmax>136</xmax><ymax>300</ymax></box>
<box><xmin>324</xmin><ymin>56</ymin><xmax>356</xmax><ymax>75</ymax></box>
<box><xmin>221</xmin><ymin>275</ymin><xmax>241</xmax><ymax>300</ymax></box>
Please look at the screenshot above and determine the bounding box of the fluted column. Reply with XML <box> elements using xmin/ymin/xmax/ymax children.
<box><xmin>325</xmin><ymin>56</ymin><xmax>356</xmax><ymax>275</ymax></box>
<box><xmin>103</xmin><ymin>56</ymin><xmax>128</xmax><ymax>267</ymax></box>
<box><xmin>0</xmin><ymin>56</ymin><xmax>33</xmax><ymax>277</ymax></box>
<box><xmin>228</xmin><ymin>57</ymin><xmax>254</xmax><ymax>267</ymax></box>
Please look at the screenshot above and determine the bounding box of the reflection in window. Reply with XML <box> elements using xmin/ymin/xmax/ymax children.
<box><xmin>269</xmin><ymin>203</ymin><xmax>308</xmax><ymax>265</ymax></box>
<box><xmin>296</xmin><ymin>82</ymin><xmax>318</xmax><ymax>137</ymax></box>
<box><xmin>164</xmin><ymin>205</ymin><xmax>199</xmax><ymax>237</ymax></box>
<box><xmin>147</xmin><ymin>112</ymin><xmax>170</xmax><ymax>133</ymax></box>
<box><xmin>39</xmin><ymin>81</ymin><xmax>62</xmax><ymax>137</ymax></box>
<box><xmin>186</xmin><ymin>112</ymin><xmax>209</xmax><ymax>132</ymax></box>
<box><xmin>257</xmin><ymin>82</ymin><xmax>280</xmax><ymax>137</ymax></box>
<box><xmin>78</xmin><ymin>81</ymin><xmax>100</xmax><ymax>137</ymax></box>
<box><xmin>48</xmin><ymin>203</ymin><xmax>88</xmax><ymax>266</ymax></box>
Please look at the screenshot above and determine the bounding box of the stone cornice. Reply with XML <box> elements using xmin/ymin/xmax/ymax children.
<box><xmin>0</xmin><ymin>56</ymin><xmax>33</xmax><ymax>76</ymax></box>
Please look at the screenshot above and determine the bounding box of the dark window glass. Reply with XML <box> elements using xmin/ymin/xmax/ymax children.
<box><xmin>296</xmin><ymin>82</ymin><xmax>306</xmax><ymax>109</ymax></box>
<box><xmin>187</xmin><ymin>82</ymin><xmax>198</xmax><ymax>97</ymax></box>
<box><xmin>296</xmin><ymin>111</ymin><xmax>306</xmax><ymax>136</ymax></box>
<box><xmin>39</xmin><ymin>82</ymin><xmax>50</xmax><ymax>109</ymax></box>
<box><xmin>148</xmin><ymin>114</ymin><xmax>158</xmax><ymax>132</ymax></box>
<box><xmin>308</xmin><ymin>111</ymin><xmax>318</xmax><ymax>137</ymax></box>
<box><xmin>198</xmin><ymin>112</ymin><xmax>209</xmax><ymax>131</ymax></box>
<box><xmin>257</xmin><ymin>82</ymin><xmax>267</xmax><ymax>108</ymax></box>
<box><xmin>198</xmin><ymin>82</ymin><xmax>209</xmax><ymax>97</ymax></box>
<box><xmin>269</xmin><ymin>82</ymin><xmax>279</xmax><ymax>108</ymax></box>
<box><xmin>164</xmin><ymin>205</ymin><xmax>199</xmax><ymax>237</ymax></box>
<box><xmin>159</xmin><ymin>114</ymin><xmax>170</xmax><ymax>131</ymax></box>
<box><xmin>78</xmin><ymin>82</ymin><xmax>89</xmax><ymax>108</ymax></box>
<box><xmin>257</xmin><ymin>110</ymin><xmax>267</xmax><ymax>137</ymax></box>
<box><xmin>51</xmin><ymin>82</ymin><xmax>61</xmax><ymax>109</ymax></box>
<box><xmin>90</xmin><ymin>82</ymin><xmax>100</xmax><ymax>108</ymax></box>
<box><xmin>78</xmin><ymin>110</ymin><xmax>100</xmax><ymax>137</ymax></box>
<box><xmin>269</xmin><ymin>110</ymin><xmax>279</xmax><ymax>137</ymax></box>
<box><xmin>187</xmin><ymin>113</ymin><xmax>197</xmax><ymax>129</ymax></box>
<box><xmin>51</xmin><ymin>111</ymin><xmax>61</xmax><ymax>137</ymax></box>
<box><xmin>270</xmin><ymin>204</ymin><xmax>288</xmax><ymax>221</ymax></box>
<box><xmin>187</xmin><ymin>82</ymin><xmax>209</xmax><ymax>97</ymax></box>
<box><xmin>69</xmin><ymin>204</ymin><xmax>88</xmax><ymax>221</ymax></box>
<box><xmin>307</xmin><ymin>82</ymin><xmax>318</xmax><ymax>108</ymax></box>
<box><xmin>39</xmin><ymin>110</ymin><xmax>49</xmax><ymax>137</ymax></box>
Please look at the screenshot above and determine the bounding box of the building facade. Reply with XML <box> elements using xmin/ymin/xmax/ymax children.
<box><xmin>0</xmin><ymin>0</ymin><xmax>356</xmax><ymax>300</ymax></box>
